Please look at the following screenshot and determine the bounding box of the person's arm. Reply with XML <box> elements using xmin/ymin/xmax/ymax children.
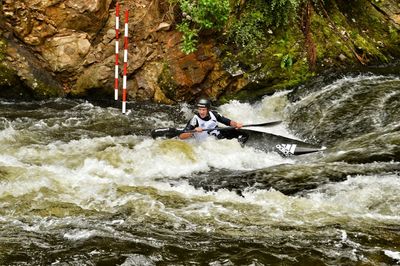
<box><xmin>179</xmin><ymin>117</ymin><xmax>199</xmax><ymax>139</ymax></box>
<box><xmin>179</xmin><ymin>132</ymin><xmax>191</xmax><ymax>139</ymax></box>
<box><xmin>213</xmin><ymin>111</ymin><xmax>243</xmax><ymax>128</ymax></box>
<box><xmin>179</xmin><ymin>127</ymin><xmax>203</xmax><ymax>139</ymax></box>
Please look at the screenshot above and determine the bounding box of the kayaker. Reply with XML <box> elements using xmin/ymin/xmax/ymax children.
<box><xmin>179</xmin><ymin>98</ymin><xmax>249</xmax><ymax>144</ymax></box>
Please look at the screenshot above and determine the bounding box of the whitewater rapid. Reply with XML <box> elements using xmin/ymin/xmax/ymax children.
<box><xmin>0</xmin><ymin>74</ymin><xmax>399</xmax><ymax>265</ymax></box>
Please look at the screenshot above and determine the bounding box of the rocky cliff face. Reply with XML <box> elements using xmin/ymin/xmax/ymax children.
<box><xmin>0</xmin><ymin>0</ymin><xmax>399</xmax><ymax>103</ymax></box>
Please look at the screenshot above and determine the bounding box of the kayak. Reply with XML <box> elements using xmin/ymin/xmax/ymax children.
<box><xmin>151</xmin><ymin>125</ymin><xmax>325</xmax><ymax>157</ymax></box>
<box><xmin>241</xmin><ymin>129</ymin><xmax>326</xmax><ymax>156</ymax></box>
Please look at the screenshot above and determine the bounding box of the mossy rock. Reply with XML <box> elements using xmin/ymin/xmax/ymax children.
<box><xmin>0</xmin><ymin>63</ymin><xmax>34</xmax><ymax>99</ymax></box>
<box><xmin>158</xmin><ymin>62</ymin><xmax>179</xmax><ymax>100</ymax></box>
<box><xmin>0</xmin><ymin>39</ymin><xmax>6</xmax><ymax>62</ymax></box>
<box><xmin>73</xmin><ymin>65</ymin><xmax>113</xmax><ymax>98</ymax></box>
<box><xmin>0</xmin><ymin>63</ymin><xmax>63</xmax><ymax>99</ymax></box>
<box><xmin>219</xmin><ymin>26</ymin><xmax>312</xmax><ymax>102</ymax></box>
<box><xmin>218</xmin><ymin>0</ymin><xmax>400</xmax><ymax>103</ymax></box>
<box><xmin>0</xmin><ymin>36</ymin><xmax>64</xmax><ymax>99</ymax></box>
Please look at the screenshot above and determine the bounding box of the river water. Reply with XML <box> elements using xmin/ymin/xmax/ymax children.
<box><xmin>0</xmin><ymin>73</ymin><xmax>399</xmax><ymax>265</ymax></box>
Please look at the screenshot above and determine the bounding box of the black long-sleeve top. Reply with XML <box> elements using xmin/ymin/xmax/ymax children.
<box><xmin>183</xmin><ymin>111</ymin><xmax>231</xmax><ymax>131</ymax></box>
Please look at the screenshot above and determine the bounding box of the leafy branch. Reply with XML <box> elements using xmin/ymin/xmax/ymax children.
<box><xmin>176</xmin><ymin>0</ymin><xmax>230</xmax><ymax>54</ymax></box>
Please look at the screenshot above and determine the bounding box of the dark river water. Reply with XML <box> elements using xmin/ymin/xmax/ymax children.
<box><xmin>0</xmin><ymin>73</ymin><xmax>399</xmax><ymax>265</ymax></box>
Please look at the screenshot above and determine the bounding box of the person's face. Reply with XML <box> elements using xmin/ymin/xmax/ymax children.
<box><xmin>198</xmin><ymin>107</ymin><xmax>208</xmax><ymax>118</ymax></box>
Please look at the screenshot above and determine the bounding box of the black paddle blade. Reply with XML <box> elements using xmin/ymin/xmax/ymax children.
<box><xmin>245</xmin><ymin>120</ymin><xmax>282</xmax><ymax>127</ymax></box>
<box><xmin>151</xmin><ymin>128</ymin><xmax>183</xmax><ymax>139</ymax></box>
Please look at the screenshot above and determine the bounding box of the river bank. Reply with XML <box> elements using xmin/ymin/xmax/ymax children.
<box><xmin>0</xmin><ymin>0</ymin><xmax>399</xmax><ymax>103</ymax></box>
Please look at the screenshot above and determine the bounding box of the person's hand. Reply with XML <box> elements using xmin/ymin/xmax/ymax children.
<box><xmin>194</xmin><ymin>127</ymin><xmax>203</xmax><ymax>132</ymax></box>
<box><xmin>232</xmin><ymin>121</ymin><xmax>243</xmax><ymax>128</ymax></box>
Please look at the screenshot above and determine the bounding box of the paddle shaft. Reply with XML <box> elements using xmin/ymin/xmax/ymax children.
<box><xmin>190</xmin><ymin>121</ymin><xmax>282</xmax><ymax>133</ymax></box>
<box><xmin>151</xmin><ymin>121</ymin><xmax>282</xmax><ymax>139</ymax></box>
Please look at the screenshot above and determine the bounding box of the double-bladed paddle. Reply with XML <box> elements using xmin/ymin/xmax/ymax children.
<box><xmin>151</xmin><ymin>120</ymin><xmax>282</xmax><ymax>139</ymax></box>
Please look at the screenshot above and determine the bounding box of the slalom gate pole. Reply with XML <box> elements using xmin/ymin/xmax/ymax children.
<box><xmin>122</xmin><ymin>9</ymin><xmax>129</xmax><ymax>114</ymax></box>
<box><xmin>114</xmin><ymin>2</ymin><xmax>120</xmax><ymax>100</ymax></box>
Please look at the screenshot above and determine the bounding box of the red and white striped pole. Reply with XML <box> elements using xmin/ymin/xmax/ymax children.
<box><xmin>114</xmin><ymin>2</ymin><xmax>120</xmax><ymax>100</ymax></box>
<box><xmin>122</xmin><ymin>9</ymin><xmax>129</xmax><ymax>114</ymax></box>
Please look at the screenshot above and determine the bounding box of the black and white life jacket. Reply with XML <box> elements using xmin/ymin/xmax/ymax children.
<box><xmin>191</xmin><ymin>111</ymin><xmax>220</xmax><ymax>141</ymax></box>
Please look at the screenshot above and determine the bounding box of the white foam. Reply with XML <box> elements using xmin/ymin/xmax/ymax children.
<box><xmin>179</xmin><ymin>102</ymin><xmax>195</xmax><ymax>121</ymax></box>
<box><xmin>303</xmin><ymin>174</ymin><xmax>400</xmax><ymax>223</ymax></box>
<box><xmin>0</xmin><ymin>126</ymin><xmax>17</xmax><ymax>142</ymax></box>
<box><xmin>114</xmin><ymin>137</ymin><xmax>294</xmax><ymax>180</ymax></box>
<box><xmin>193</xmin><ymin>138</ymin><xmax>292</xmax><ymax>170</ymax></box>
<box><xmin>0</xmin><ymin>170</ymin><xmax>53</xmax><ymax>197</ymax></box>
<box><xmin>217</xmin><ymin>93</ymin><xmax>299</xmax><ymax>139</ymax></box>
<box><xmin>64</xmin><ymin>229</ymin><xmax>97</xmax><ymax>241</ymax></box>
<box><xmin>3</xmin><ymin>124</ymin><xmax>396</xmax><ymax>229</ymax></box>
<box><xmin>384</xmin><ymin>250</ymin><xmax>400</xmax><ymax>261</ymax></box>
<box><xmin>218</xmin><ymin>91</ymin><xmax>290</xmax><ymax>123</ymax></box>
<box><xmin>1</xmin><ymin>96</ymin><xmax>399</xmax><ymax>233</ymax></box>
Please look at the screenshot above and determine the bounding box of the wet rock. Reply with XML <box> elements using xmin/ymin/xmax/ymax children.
<box><xmin>189</xmin><ymin>161</ymin><xmax>400</xmax><ymax>195</ymax></box>
<box><xmin>41</xmin><ymin>31</ymin><xmax>91</xmax><ymax>72</ymax></box>
<box><xmin>0</xmin><ymin>37</ymin><xmax>64</xmax><ymax>99</ymax></box>
<box><xmin>159</xmin><ymin>43</ymin><xmax>217</xmax><ymax>101</ymax></box>
<box><xmin>46</xmin><ymin>0</ymin><xmax>112</xmax><ymax>36</ymax></box>
<box><xmin>0</xmin><ymin>0</ymin><xmax>399</xmax><ymax>101</ymax></box>
<box><xmin>134</xmin><ymin>62</ymin><xmax>173</xmax><ymax>104</ymax></box>
<box><xmin>74</xmin><ymin>64</ymin><xmax>112</xmax><ymax>97</ymax></box>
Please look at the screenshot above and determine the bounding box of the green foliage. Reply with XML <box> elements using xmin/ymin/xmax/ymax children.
<box><xmin>227</xmin><ymin>0</ymin><xmax>304</xmax><ymax>55</ymax></box>
<box><xmin>269</xmin><ymin>0</ymin><xmax>303</xmax><ymax>26</ymax></box>
<box><xmin>179</xmin><ymin>0</ymin><xmax>230</xmax><ymax>29</ymax></box>
<box><xmin>280</xmin><ymin>54</ymin><xmax>294</xmax><ymax>68</ymax></box>
<box><xmin>176</xmin><ymin>22</ymin><xmax>199</xmax><ymax>54</ymax></box>
<box><xmin>227</xmin><ymin>10</ymin><xmax>268</xmax><ymax>55</ymax></box>
<box><xmin>272</xmin><ymin>50</ymin><xmax>295</xmax><ymax>69</ymax></box>
<box><xmin>176</xmin><ymin>0</ymin><xmax>231</xmax><ymax>54</ymax></box>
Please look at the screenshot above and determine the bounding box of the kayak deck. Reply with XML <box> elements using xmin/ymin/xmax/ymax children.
<box><xmin>150</xmin><ymin>128</ymin><xmax>325</xmax><ymax>157</ymax></box>
<box><xmin>241</xmin><ymin>129</ymin><xmax>325</xmax><ymax>156</ymax></box>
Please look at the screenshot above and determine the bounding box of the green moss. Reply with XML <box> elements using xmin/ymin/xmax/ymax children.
<box><xmin>330</xmin><ymin>0</ymin><xmax>398</xmax><ymax>62</ymax></box>
<box><xmin>388</xmin><ymin>25</ymin><xmax>399</xmax><ymax>41</ymax></box>
<box><xmin>0</xmin><ymin>66</ymin><xmax>63</xmax><ymax>99</ymax></box>
<box><xmin>31</xmin><ymin>79</ymin><xmax>63</xmax><ymax>99</ymax></box>
<box><xmin>311</xmin><ymin>12</ymin><xmax>352</xmax><ymax>63</ymax></box>
<box><xmin>0</xmin><ymin>39</ymin><xmax>6</xmax><ymax>62</ymax></box>
<box><xmin>0</xmin><ymin>37</ymin><xmax>64</xmax><ymax>99</ymax></box>
<box><xmin>220</xmin><ymin>23</ymin><xmax>314</xmax><ymax>102</ymax></box>
<box><xmin>0</xmin><ymin>64</ymin><xmax>19</xmax><ymax>86</ymax></box>
<box><xmin>0</xmin><ymin>63</ymin><xmax>36</xmax><ymax>99</ymax></box>
<box><xmin>219</xmin><ymin>0</ymin><xmax>400</xmax><ymax>102</ymax></box>
<box><xmin>386</xmin><ymin>25</ymin><xmax>400</xmax><ymax>56</ymax></box>
<box><xmin>157</xmin><ymin>62</ymin><xmax>178</xmax><ymax>100</ymax></box>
